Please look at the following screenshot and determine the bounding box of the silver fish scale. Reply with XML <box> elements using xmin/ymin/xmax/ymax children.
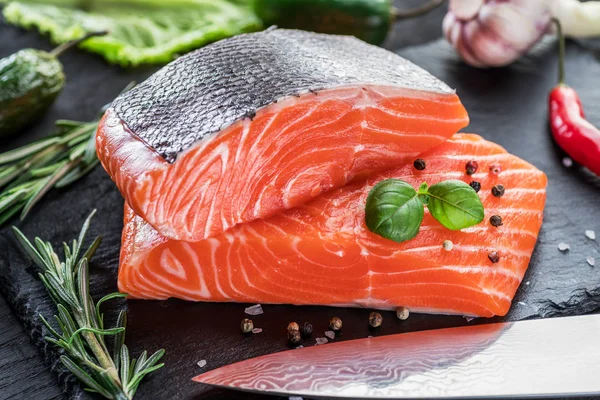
<box><xmin>111</xmin><ymin>29</ymin><xmax>454</xmax><ymax>163</ymax></box>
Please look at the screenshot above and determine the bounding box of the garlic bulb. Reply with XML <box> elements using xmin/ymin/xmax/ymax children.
<box><xmin>443</xmin><ymin>0</ymin><xmax>552</xmax><ymax>67</ymax></box>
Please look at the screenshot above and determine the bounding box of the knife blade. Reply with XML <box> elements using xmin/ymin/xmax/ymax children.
<box><xmin>194</xmin><ymin>314</ymin><xmax>600</xmax><ymax>398</ymax></box>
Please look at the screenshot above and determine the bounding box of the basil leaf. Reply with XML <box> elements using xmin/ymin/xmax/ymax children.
<box><xmin>365</xmin><ymin>179</ymin><xmax>424</xmax><ymax>243</ymax></box>
<box><xmin>426</xmin><ymin>180</ymin><xmax>484</xmax><ymax>230</ymax></box>
<box><xmin>2</xmin><ymin>0</ymin><xmax>262</xmax><ymax>66</ymax></box>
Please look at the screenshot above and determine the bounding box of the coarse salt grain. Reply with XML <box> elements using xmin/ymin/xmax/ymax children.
<box><xmin>463</xmin><ymin>316</ymin><xmax>475</xmax><ymax>322</ymax></box>
<box><xmin>252</xmin><ymin>328</ymin><xmax>263</xmax><ymax>334</ymax></box>
<box><xmin>197</xmin><ymin>360</ymin><xmax>207</xmax><ymax>368</ymax></box>
<box><xmin>558</xmin><ymin>242</ymin><xmax>570</xmax><ymax>252</ymax></box>
<box><xmin>562</xmin><ymin>157</ymin><xmax>573</xmax><ymax>168</ymax></box>
<box><xmin>525</xmin><ymin>281</ymin><xmax>530</xmax><ymax>285</ymax></box>
<box><xmin>244</xmin><ymin>304</ymin><xmax>263</xmax><ymax>315</ymax></box>
<box><xmin>585</xmin><ymin>230</ymin><xmax>596</xmax><ymax>240</ymax></box>
<box><xmin>518</xmin><ymin>302</ymin><xmax>527</xmax><ymax>306</ymax></box>
<box><xmin>587</xmin><ymin>257</ymin><xmax>595</xmax><ymax>266</ymax></box>
<box><xmin>324</xmin><ymin>331</ymin><xmax>335</xmax><ymax>340</ymax></box>
<box><xmin>315</xmin><ymin>337</ymin><xmax>328</xmax><ymax>345</ymax></box>
<box><xmin>289</xmin><ymin>397</ymin><xmax>304</xmax><ymax>400</ymax></box>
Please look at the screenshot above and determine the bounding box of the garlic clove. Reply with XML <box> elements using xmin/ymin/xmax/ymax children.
<box><xmin>465</xmin><ymin>16</ymin><xmax>521</xmax><ymax>67</ymax></box>
<box><xmin>449</xmin><ymin>0</ymin><xmax>484</xmax><ymax>21</ymax></box>
<box><xmin>481</xmin><ymin>3</ymin><xmax>550</xmax><ymax>52</ymax></box>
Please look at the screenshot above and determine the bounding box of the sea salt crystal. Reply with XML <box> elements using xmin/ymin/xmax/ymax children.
<box><xmin>244</xmin><ymin>304</ymin><xmax>263</xmax><ymax>315</ymax></box>
<box><xmin>518</xmin><ymin>301</ymin><xmax>527</xmax><ymax>306</ymax></box>
<box><xmin>463</xmin><ymin>316</ymin><xmax>475</xmax><ymax>322</ymax></box>
<box><xmin>562</xmin><ymin>157</ymin><xmax>573</xmax><ymax>168</ymax></box>
<box><xmin>324</xmin><ymin>331</ymin><xmax>335</xmax><ymax>340</ymax></box>
<box><xmin>252</xmin><ymin>328</ymin><xmax>263</xmax><ymax>334</ymax></box>
<box><xmin>296</xmin><ymin>345</ymin><xmax>304</xmax><ymax>349</ymax></box>
<box><xmin>525</xmin><ymin>281</ymin><xmax>530</xmax><ymax>286</ymax></box>
<box><xmin>557</xmin><ymin>242</ymin><xmax>570</xmax><ymax>252</ymax></box>
<box><xmin>585</xmin><ymin>230</ymin><xmax>596</xmax><ymax>240</ymax></box>
<box><xmin>315</xmin><ymin>337</ymin><xmax>329</xmax><ymax>345</ymax></box>
<box><xmin>289</xmin><ymin>397</ymin><xmax>304</xmax><ymax>400</ymax></box>
<box><xmin>587</xmin><ymin>257</ymin><xmax>595</xmax><ymax>267</ymax></box>
<box><xmin>197</xmin><ymin>360</ymin><xmax>207</xmax><ymax>368</ymax></box>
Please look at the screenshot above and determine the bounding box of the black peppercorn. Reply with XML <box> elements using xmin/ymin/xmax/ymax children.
<box><xmin>488</xmin><ymin>251</ymin><xmax>500</xmax><ymax>263</ymax></box>
<box><xmin>469</xmin><ymin>181</ymin><xmax>481</xmax><ymax>193</ymax></box>
<box><xmin>490</xmin><ymin>215</ymin><xmax>503</xmax><ymax>227</ymax></box>
<box><xmin>301</xmin><ymin>322</ymin><xmax>313</xmax><ymax>338</ymax></box>
<box><xmin>465</xmin><ymin>160</ymin><xmax>478</xmax><ymax>175</ymax></box>
<box><xmin>287</xmin><ymin>330</ymin><xmax>301</xmax><ymax>345</ymax></box>
<box><xmin>491</xmin><ymin>184</ymin><xmax>505</xmax><ymax>198</ymax></box>
<box><xmin>241</xmin><ymin>318</ymin><xmax>254</xmax><ymax>333</ymax></box>
<box><xmin>329</xmin><ymin>317</ymin><xmax>343</xmax><ymax>331</ymax></box>
<box><xmin>368</xmin><ymin>312</ymin><xmax>383</xmax><ymax>328</ymax></box>
<box><xmin>413</xmin><ymin>158</ymin><xmax>426</xmax><ymax>170</ymax></box>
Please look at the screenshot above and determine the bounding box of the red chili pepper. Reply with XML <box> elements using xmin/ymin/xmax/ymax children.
<box><xmin>549</xmin><ymin>19</ymin><xmax>600</xmax><ymax>176</ymax></box>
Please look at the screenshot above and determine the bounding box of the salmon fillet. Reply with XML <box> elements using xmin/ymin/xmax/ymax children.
<box><xmin>118</xmin><ymin>134</ymin><xmax>547</xmax><ymax>317</ymax></box>
<box><xmin>97</xmin><ymin>29</ymin><xmax>468</xmax><ymax>242</ymax></box>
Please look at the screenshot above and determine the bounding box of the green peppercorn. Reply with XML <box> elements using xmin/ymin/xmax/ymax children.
<box><xmin>368</xmin><ymin>312</ymin><xmax>383</xmax><ymax>328</ymax></box>
<box><xmin>329</xmin><ymin>317</ymin><xmax>343</xmax><ymax>331</ymax></box>
<box><xmin>413</xmin><ymin>158</ymin><xmax>426</xmax><ymax>170</ymax></box>
<box><xmin>443</xmin><ymin>240</ymin><xmax>453</xmax><ymax>251</ymax></box>
<box><xmin>469</xmin><ymin>181</ymin><xmax>481</xmax><ymax>193</ymax></box>
<box><xmin>241</xmin><ymin>318</ymin><xmax>254</xmax><ymax>333</ymax></box>
<box><xmin>301</xmin><ymin>322</ymin><xmax>313</xmax><ymax>338</ymax></box>
<box><xmin>491</xmin><ymin>184</ymin><xmax>505</xmax><ymax>198</ymax></box>
<box><xmin>490</xmin><ymin>215</ymin><xmax>503</xmax><ymax>227</ymax></box>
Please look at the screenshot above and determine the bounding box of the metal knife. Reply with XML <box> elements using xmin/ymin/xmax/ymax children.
<box><xmin>194</xmin><ymin>314</ymin><xmax>600</xmax><ymax>398</ymax></box>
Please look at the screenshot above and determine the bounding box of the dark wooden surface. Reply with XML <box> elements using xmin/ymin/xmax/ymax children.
<box><xmin>1</xmin><ymin>2</ymin><xmax>600</xmax><ymax>400</ymax></box>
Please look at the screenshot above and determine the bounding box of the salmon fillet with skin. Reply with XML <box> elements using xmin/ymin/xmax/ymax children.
<box><xmin>97</xmin><ymin>28</ymin><xmax>469</xmax><ymax>242</ymax></box>
<box><xmin>118</xmin><ymin>134</ymin><xmax>547</xmax><ymax>317</ymax></box>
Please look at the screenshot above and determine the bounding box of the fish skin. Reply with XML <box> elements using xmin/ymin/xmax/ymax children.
<box><xmin>118</xmin><ymin>134</ymin><xmax>547</xmax><ymax>318</ymax></box>
<box><xmin>110</xmin><ymin>29</ymin><xmax>455</xmax><ymax>162</ymax></box>
<box><xmin>98</xmin><ymin>85</ymin><xmax>468</xmax><ymax>242</ymax></box>
<box><xmin>98</xmin><ymin>29</ymin><xmax>469</xmax><ymax>242</ymax></box>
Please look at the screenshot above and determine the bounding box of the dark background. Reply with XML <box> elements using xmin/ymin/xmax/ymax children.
<box><xmin>1</xmin><ymin>1</ymin><xmax>600</xmax><ymax>399</ymax></box>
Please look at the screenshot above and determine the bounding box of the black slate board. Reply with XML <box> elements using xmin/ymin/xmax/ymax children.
<box><xmin>1</xmin><ymin>10</ymin><xmax>600</xmax><ymax>400</ymax></box>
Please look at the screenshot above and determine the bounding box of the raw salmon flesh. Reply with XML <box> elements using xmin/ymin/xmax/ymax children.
<box><xmin>118</xmin><ymin>134</ymin><xmax>547</xmax><ymax>317</ymax></box>
<box><xmin>97</xmin><ymin>29</ymin><xmax>468</xmax><ymax>242</ymax></box>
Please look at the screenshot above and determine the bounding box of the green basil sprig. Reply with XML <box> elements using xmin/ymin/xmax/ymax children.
<box><xmin>365</xmin><ymin>179</ymin><xmax>484</xmax><ymax>243</ymax></box>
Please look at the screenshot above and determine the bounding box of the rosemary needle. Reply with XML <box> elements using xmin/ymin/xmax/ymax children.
<box><xmin>12</xmin><ymin>210</ymin><xmax>165</xmax><ymax>400</ymax></box>
<box><xmin>0</xmin><ymin>82</ymin><xmax>135</xmax><ymax>227</ymax></box>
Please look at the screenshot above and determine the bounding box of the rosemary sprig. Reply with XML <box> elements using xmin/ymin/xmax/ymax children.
<box><xmin>13</xmin><ymin>210</ymin><xmax>165</xmax><ymax>400</ymax></box>
<box><xmin>0</xmin><ymin>82</ymin><xmax>135</xmax><ymax>227</ymax></box>
<box><xmin>0</xmin><ymin>120</ymin><xmax>99</xmax><ymax>226</ymax></box>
